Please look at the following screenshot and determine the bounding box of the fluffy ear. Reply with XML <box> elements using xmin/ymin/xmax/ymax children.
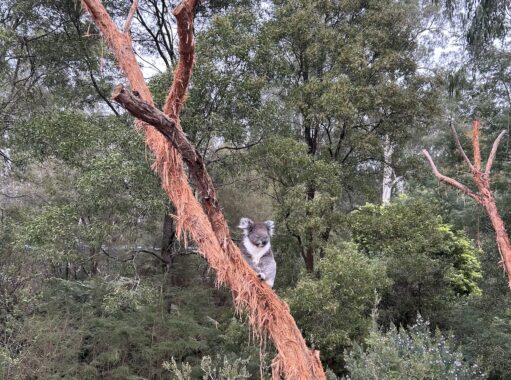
<box><xmin>238</xmin><ymin>217</ymin><xmax>254</xmax><ymax>231</ymax></box>
<box><xmin>264</xmin><ymin>220</ymin><xmax>275</xmax><ymax>236</ymax></box>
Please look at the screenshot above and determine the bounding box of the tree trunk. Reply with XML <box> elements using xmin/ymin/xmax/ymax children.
<box><xmin>304</xmin><ymin>249</ymin><xmax>314</xmax><ymax>273</ymax></box>
<box><xmin>161</xmin><ymin>212</ymin><xmax>176</xmax><ymax>273</ymax></box>
<box><xmin>304</xmin><ymin>182</ymin><xmax>316</xmax><ymax>273</ymax></box>
<box><xmin>83</xmin><ymin>1</ymin><xmax>326</xmax><ymax>378</ymax></box>
<box><xmin>482</xmin><ymin>194</ymin><xmax>511</xmax><ymax>280</ymax></box>
<box><xmin>89</xmin><ymin>246</ymin><xmax>98</xmax><ymax>276</ymax></box>
<box><xmin>382</xmin><ymin>134</ymin><xmax>395</xmax><ymax>204</ymax></box>
<box><xmin>161</xmin><ymin>211</ymin><xmax>176</xmax><ymax>312</ymax></box>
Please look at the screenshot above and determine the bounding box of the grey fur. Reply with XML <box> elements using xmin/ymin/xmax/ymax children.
<box><xmin>237</xmin><ymin>217</ymin><xmax>277</xmax><ymax>288</ymax></box>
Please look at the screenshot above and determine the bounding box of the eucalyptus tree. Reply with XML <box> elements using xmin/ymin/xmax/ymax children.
<box><xmin>250</xmin><ymin>0</ymin><xmax>439</xmax><ymax>272</ymax></box>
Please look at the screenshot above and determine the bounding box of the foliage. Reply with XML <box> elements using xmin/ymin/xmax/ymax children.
<box><xmin>350</xmin><ymin>196</ymin><xmax>482</xmax><ymax>326</ymax></box>
<box><xmin>0</xmin><ymin>277</ymin><xmax>260</xmax><ymax>379</ymax></box>
<box><xmin>444</xmin><ymin>235</ymin><xmax>511</xmax><ymax>379</ymax></box>
<box><xmin>9</xmin><ymin>110</ymin><xmax>166</xmax><ymax>272</ymax></box>
<box><xmin>1</xmin><ymin>0</ymin><xmax>511</xmax><ymax>378</ymax></box>
<box><xmin>344</xmin><ymin>314</ymin><xmax>486</xmax><ymax>380</ymax></box>
<box><xmin>164</xmin><ymin>355</ymin><xmax>251</xmax><ymax>380</ymax></box>
<box><xmin>286</xmin><ymin>243</ymin><xmax>387</xmax><ymax>372</ymax></box>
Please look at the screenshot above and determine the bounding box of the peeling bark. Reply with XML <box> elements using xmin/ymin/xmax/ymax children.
<box><xmin>81</xmin><ymin>0</ymin><xmax>325</xmax><ymax>378</ymax></box>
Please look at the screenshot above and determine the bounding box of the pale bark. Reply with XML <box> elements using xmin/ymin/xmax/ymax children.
<box><xmin>382</xmin><ymin>134</ymin><xmax>395</xmax><ymax>204</ymax></box>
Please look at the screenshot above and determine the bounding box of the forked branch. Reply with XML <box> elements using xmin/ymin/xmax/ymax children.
<box><xmin>423</xmin><ymin>120</ymin><xmax>511</xmax><ymax>289</ymax></box>
<box><xmin>112</xmin><ymin>84</ymin><xmax>218</xmax><ymax>205</ymax></box>
<box><xmin>83</xmin><ymin>0</ymin><xmax>326</xmax><ymax>377</ymax></box>
<box><xmin>421</xmin><ymin>149</ymin><xmax>481</xmax><ymax>203</ymax></box>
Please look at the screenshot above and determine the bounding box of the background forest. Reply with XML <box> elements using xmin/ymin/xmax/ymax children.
<box><xmin>1</xmin><ymin>0</ymin><xmax>510</xmax><ymax>379</ymax></box>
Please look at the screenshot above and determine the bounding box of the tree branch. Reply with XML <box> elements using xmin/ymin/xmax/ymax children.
<box><xmin>132</xmin><ymin>249</ymin><xmax>171</xmax><ymax>264</ymax></box>
<box><xmin>472</xmin><ymin>119</ymin><xmax>482</xmax><ymax>171</ymax></box>
<box><xmin>423</xmin><ymin>120</ymin><xmax>511</xmax><ymax>289</ymax></box>
<box><xmin>485</xmin><ymin>130</ymin><xmax>507</xmax><ymax>175</ymax></box>
<box><xmin>162</xmin><ymin>0</ymin><xmax>197</xmax><ymax>118</ymax></box>
<box><xmin>0</xmin><ymin>150</ymin><xmax>12</xmax><ymax>163</ymax></box>
<box><xmin>112</xmin><ymin>85</ymin><xmax>218</xmax><ymax>206</ymax></box>
<box><xmin>450</xmin><ymin>122</ymin><xmax>474</xmax><ymax>171</ymax></box>
<box><xmin>123</xmin><ymin>0</ymin><xmax>139</xmax><ymax>34</ymax></box>
<box><xmin>214</xmin><ymin>136</ymin><xmax>263</xmax><ymax>153</ymax></box>
<box><xmin>422</xmin><ymin>149</ymin><xmax>482</xmax><ymax>204</ymax></box>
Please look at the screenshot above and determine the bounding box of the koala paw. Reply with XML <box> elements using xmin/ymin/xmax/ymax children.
<box><xmin>257</xmin><ymin>273</ymin><xmax>266</xmax><ymax>281</ymax></box>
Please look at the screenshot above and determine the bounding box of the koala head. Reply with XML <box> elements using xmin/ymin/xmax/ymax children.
<box><xmin>238</xmin><ymin>217</ymin><xmax>274</xmax><ymax>248</ymax></box>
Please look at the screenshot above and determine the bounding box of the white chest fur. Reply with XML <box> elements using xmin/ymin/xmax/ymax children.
<box><xmin>243</xmin><ymin>236</ymin><xmax>271</xmax><ymax>266</ymax></box>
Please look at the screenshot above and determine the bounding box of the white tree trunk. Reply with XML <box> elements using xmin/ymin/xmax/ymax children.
<box><xmin>382</xmin><ymin>134</ymin><xmax>395</xmax><ymax>204</ymax></box>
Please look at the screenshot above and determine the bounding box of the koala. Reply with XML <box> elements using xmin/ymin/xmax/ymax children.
<box><xmin>237</xmin><ymin>217</ymin><xmax>276</xmax><ymax>288</ymax></box>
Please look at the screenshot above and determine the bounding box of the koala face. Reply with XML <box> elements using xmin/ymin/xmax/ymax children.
<box><xmin>238</xmin><ymin>217</ymin><xmax>274</xmax><ymax>248</ymax></box>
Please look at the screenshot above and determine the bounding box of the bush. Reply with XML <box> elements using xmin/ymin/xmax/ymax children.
<box><xmin>344</xmin><ymin>314</ymin><xmax>486</xmax><ymax>380</ymax></box>
<box><xmin>286</xmin><ymin>243</ymin><xmax>387</xmax><ymax>372</ymax></box>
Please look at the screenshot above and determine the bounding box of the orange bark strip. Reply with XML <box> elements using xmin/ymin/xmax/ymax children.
<box><xmin>483</xmin><ymin>197</ymin><xmax>511</xmax><ymax>288</ymax></box>
<box><xmin>123</xmin><ymin>0</ymin><xmax>139</xmax><ymax>33</ymax></box>
<box><xmin>81</xmin><ymin>0</ymin><xmax>150</xmax><ymax>103</ymax></box>
<box><xmin>163</xmin><ymin>1</ymin><xmax>196</xmax><ymax>118</ymax></box>
<box><xmin>450</xmin><ymin>123</ymin><xmax>475</xmax><ymax>172</ymax></box>
<box><xmin>159</xmin><ymin>0</ymin><xmax>228</xmax><ymax>241</ymax></box>
<box><xmin>82</xmin><ymin>0</ymin><xmax>326</xmax><ymax>377</ymax></box>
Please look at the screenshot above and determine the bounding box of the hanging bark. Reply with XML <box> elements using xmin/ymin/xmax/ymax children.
<box><xmin>81</xmin><ymin>0</ymin><xmax>326</xmax><ymax>378</ymax></box>
<box><xmin>423</xmin><ymin>120</ymin><xmax>511</xmax><ymax>288</ymax></box>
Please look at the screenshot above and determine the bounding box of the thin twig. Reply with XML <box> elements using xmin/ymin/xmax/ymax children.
<box><xmin>0</xmin><ymin>150</ymin><xmax>12</xmax><ymax>163</ymax></box>
<box><xmin>450</xmin><ymin>122</ymin><xmax>474</xmax><ymax>171</ymax></box>
<box><xmin>214</xmin><ymin>136</ymin><xmax>263</xmax><ymax>153</ymax></box>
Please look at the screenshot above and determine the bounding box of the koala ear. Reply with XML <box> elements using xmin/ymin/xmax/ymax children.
<box><xmin>264</xmin><ymin>220</ymin><xmax>275</xmax><ymax>236</ymax></box>
<box><xmin>238</xmin><ymin>217</ymin><xmax>254</xmax><ymax>231</ymax></box>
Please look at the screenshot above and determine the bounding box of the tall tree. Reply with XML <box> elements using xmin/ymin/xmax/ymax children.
<box><xmin>251</xmin><ymin>0</ymin><xmax>439</xmax><ymax>272</ymax></box>
<box><xmin>81</xmin><ymin>0</ymin><xmax>327</xmax><ymax>377</ymax></box>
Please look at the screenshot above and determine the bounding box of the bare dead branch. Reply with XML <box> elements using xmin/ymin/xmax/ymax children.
<box><xmin>0</xmin><ymin>150</ymin><xmax>12</xmax><ymax>163</ymax></box>
<box><xmin>472</xmin><ymin>119</ymin><xmax>482</xmax><ymax>171</ymax></box>
<box><xmin>422</xmin><ymin>149</ymin><xmax>482</xmax><ymax>203</ymax></box>
<box><xmin>450</xmin><ymin>122</ymin><xmax>474</xmax><ymax>171</ymax></box>
<box><xmin>132</xmin><ymin>249</ymin><xmax>171</xmax><ymax>264</ymax></box>
<box><xmin>485</xmin><ymin>130</ymin><xmax>507</xmax><ymax>175</ymax></box>
<box><xmin>423</xmin><ymin>120</ymin><xmax>511</xmax><ymax>289</ymax></box>
<box><xmin>123</xmin><ymin>0</ymin><xmax>139</xmax><ymax>34</ymax></box>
